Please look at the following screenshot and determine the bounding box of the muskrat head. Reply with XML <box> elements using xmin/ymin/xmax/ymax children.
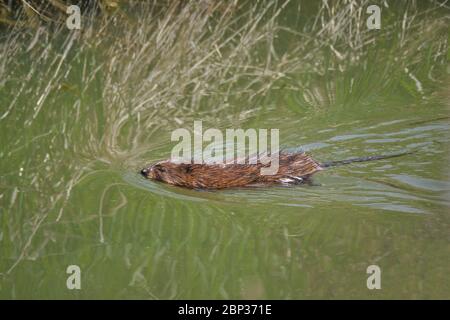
<box><xmin>141</xmin><ymin>163</ymin><xmax>164</xmax><ymax>180</ymax></box>
<box><xmin>140</xmin><ymin>162</ymin><xmax>177</xmax><ymax>183</ymax></box>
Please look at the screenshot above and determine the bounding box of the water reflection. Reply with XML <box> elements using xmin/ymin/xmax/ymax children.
<box><xmin>1</xmin><ymin>1</ymin><xmax>449</xmax><ymax>299</ymax></box>
<box><xmin>125</xmin><ymin>115</ymin><xmax>450</xmax><ymax>216</ymax></box>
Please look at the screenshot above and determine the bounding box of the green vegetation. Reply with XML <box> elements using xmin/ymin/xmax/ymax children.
<box><xmin>0</xmin><ymin>0</ymin><xmax>449</xmax><ymax>299</ymax></box>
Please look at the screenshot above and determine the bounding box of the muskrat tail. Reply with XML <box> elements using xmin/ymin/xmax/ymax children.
<box><xmin>320</xmin><ymin>151</ymin><xmax>414</xmax><ymax>168</ymax></box>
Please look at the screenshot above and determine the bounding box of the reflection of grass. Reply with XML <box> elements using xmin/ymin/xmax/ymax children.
<box><xmin>1</xmin><ymin>1</ymin><xmax>447</xmax><ymax>152</ymax></box>
<box><xmin>0</xmin><ymin>0</ymin><xmax>448</xmax><ymax>298</ymax></box>
<box><xmin>281</xmin><ymin>0</ymin><xmax>448</xmax><ymax>110</ymax></box>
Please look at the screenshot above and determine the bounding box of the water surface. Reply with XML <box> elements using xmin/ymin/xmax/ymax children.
<box><xmin>0</xmin><ymin>1</ymin><xmax>449</xmax><ymax>299</ymax></box>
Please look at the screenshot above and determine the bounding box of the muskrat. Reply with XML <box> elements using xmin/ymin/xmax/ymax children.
<box><xmin>140</xmin><ymin>151</ymin><xmax>410</xmax><ymax>189</ymax></box>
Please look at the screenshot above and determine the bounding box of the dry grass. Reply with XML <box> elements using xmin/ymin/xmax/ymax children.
<box><xmin>0</xmin><ymin>0</ymin><xmax>448</xmax><ymax>279</ymax></box>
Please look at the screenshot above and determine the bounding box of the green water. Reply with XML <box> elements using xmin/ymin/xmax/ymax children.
<box><xmin>0</xmin><ymin>1</ymin><xmax>449</xmax><ymax>299</ymax></box>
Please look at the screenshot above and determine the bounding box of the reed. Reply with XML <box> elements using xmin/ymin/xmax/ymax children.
<box><xmin>0</xmin><ymin>0</ymin><xmax>448</xmax><ymax>298</ymax></box>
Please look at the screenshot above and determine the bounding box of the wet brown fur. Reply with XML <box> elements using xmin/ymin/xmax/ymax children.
<box><xmin>141</xmin><ymin>152</ymin><xmax>323</xmax><ymax>189</ymax></box>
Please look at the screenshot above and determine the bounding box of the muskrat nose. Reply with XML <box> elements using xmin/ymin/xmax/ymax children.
<box><xmin>140</xmin><ymin>168</ymin><xmax>148</xmax><ymax>176</ymax></box>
